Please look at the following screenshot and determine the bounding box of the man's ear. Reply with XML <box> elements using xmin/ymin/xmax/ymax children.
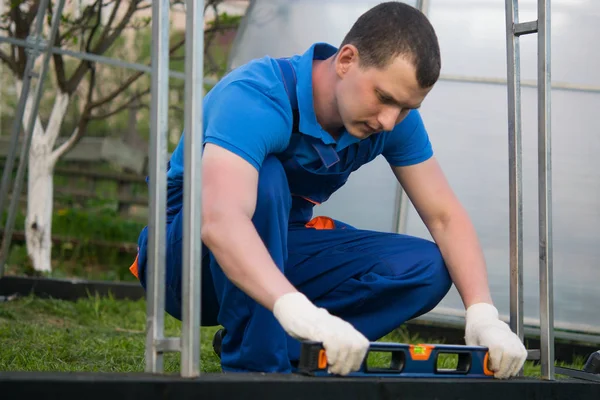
<box><xmin>335</xmin><ymin>44</ymin><xmax>359</xmax><ymax>78</ymax></box>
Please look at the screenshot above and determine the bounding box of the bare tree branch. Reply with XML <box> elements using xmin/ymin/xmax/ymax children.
<box><xmin>90</xmin><ymin>70</ymin><xmax>145</xmax><ymax>109</ymax></box>
<box><xmin>26</xmin><ymin>0</ymin><xmax>42</xmax><ymax>27</ymax></box>
<box><xmin>52</xmin><ymin>48</ymin><xmax>68</xmax><ymax>91</ymax></box>
<box><xmin>89</xmin><ymin>88</ymin><xmax>150</xmax><ymax>120</ymax></box>
<box><xmin>50</xmin><ymin>126</ymin><xmax>79</xmax><ymax>165</ymax></box>
<box><xmin>51</xmin><ymin>42</ymin><xmax>98</xmax><ymax>163</ymax></box>
<box><xmin>49</xmin><ymin>0</ymin><xmax>69</xmax><ymax>91</ymax></box>
<box><xmin>90</xmin><ymin>0</ymin><xmax>120</xmax><ymax>49</ymax></box>
<box><xmin>96</xmin><ymin>2</ymin><xmax>139</xmax><ymax>52</ymax></box>
<box><xmin>0</xmin><ymin>48</ymin><xmax>17</xmax><ymax>73</ymax></box>
<box><xmin>64</xmin><ymin>0</ymin><xmax>136</xmax><ymax>93</ymax></box>
<box><xmin>48</xmin><ymin>0</ymin><xmax>118</xmax><ymax>161</ymax></box>
<box><xmin>11</xmin><ymin>1</ymin><xmax>29</xmax><ymax>75</ymax></box>
<box><xmin>95</xmin><ymin>0</ymin><xmax>122</xmax><ymax>44</ymax></box>
<box><xmin>90</xmin><ymin>35</ymin><xmax>186</xmax><ymax>110</ymax></box>
<box><xmin>57</xmin><ymin>2</ymin><xmax>98</xmax><ymax>45</ymax></box>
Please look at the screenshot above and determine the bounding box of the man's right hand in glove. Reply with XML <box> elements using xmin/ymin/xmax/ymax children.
<box><xmin>273</xmin><ymin>291</ymin><xmax>370</xmax><ymax>376</ymax></box>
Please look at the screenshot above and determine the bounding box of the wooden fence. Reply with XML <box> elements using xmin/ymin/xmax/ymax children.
<box><xmin>0</xmin><ymin>136</ymin><xmax>148</xmax><ymax>174</ymax></box>
<box><xmin>1</xmin><ymin>136</ymin><xmax>151</xmax><ymax>216</ymax></box>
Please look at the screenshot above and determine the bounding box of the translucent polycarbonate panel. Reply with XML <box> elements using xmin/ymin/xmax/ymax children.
<box><xmin>429</xmin><ymin>0</ymin><xmax>600</xmax><ymax>87</ymax></box>
<box><xmin>405</xmin><ymin>80</ymin><xmax>600</xmax><ymax>333</ymax></box>
<box><xmin>228</xmin><ymin>0</ymin><xmax>417</xmax><ymax>69</ymax></box>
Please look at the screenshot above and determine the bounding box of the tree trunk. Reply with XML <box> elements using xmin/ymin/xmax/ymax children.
<box><xmin>25</xmin><ymin>145</ymin><xmax>54</xmax><ymax>272</ymax></box>
<box><xmin>15</xmin><ymin>80</ymin><xmax>70</xmax><ymax>272</ymax></box>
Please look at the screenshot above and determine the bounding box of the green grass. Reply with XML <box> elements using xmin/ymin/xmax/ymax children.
<box><xmin>0</xmin><ymin>294</ymin><xmax>221</xmax><ymax>373</ymax></box>
<box><xmin>0</xmin><ymin>295</ymin><xmax>585</xmax><ymax>377</ymax></box>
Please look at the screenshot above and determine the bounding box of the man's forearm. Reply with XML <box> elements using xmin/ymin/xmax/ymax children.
<box><xmin>202</xmin><ymin>212</ymin><xmax>298</xmax><ymax>311</ymax></box>
<box><xmin>427</xmin><ymin>207</ymin><xmax>493</xmax><ymax>309</ymax></box>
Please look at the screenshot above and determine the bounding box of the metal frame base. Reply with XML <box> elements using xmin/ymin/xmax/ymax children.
<box><xmin>0</xmin><ymin>371</ymin><xmax>598</xmax><ymax>400</ymax></box>
<box><xmin>555</xmin><ymin>367</ymin><xmax>600</xmax><ymax>383</ymax></box>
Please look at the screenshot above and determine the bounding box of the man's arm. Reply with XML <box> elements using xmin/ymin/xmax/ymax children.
<box><xmin>201</xmin><ymin>143</ymin><xmax>370</xmax><ymax>375</ymax></box>
<box><xmin>391</xmin><ymin>156</ymin><xmax>492</xmax><ymax>308</ymax></box>
<box><xmin>201</xmin><ymin>143</ymin><xmax>297</xmax><ymax>311</ymax></box>
<box><xmin>392</xmin><ymin>156</ymin><xmax>527</xmax><ymax>379</ymax></box>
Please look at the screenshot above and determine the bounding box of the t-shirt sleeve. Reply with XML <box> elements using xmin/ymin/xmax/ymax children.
<box><xmin>203</xmin><ymin>80</ymin><xmax>293</xmax><ymax>171</ymax></box>
<box><xmin>381</xmin><ymin>109</ymin><xmax>433</xmax><ymax>167</ymax></box>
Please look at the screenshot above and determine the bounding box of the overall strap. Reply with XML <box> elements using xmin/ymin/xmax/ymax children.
<box><xmin>275</xmin><ymin>57</ymin><xmax>339</xmax><ymax>168</ymax></box>
<box><xmin>275</xmin><ymin>58</ymin><xmax>300</xmax><ymax>133</ymax></box>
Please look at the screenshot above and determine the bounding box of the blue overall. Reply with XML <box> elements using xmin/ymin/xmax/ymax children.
<box><xmin>133</xmin><ymin>46</ymin><xmax>452</xmax><ymax>373</ymax></box>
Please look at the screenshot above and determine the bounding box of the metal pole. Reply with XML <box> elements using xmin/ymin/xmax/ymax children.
<box><xmin>436</xmin><ymin>73</ymin><xmax>600</xmax><ymax>94</ymax></box>
<box><xmin>394</xmin><ymin>186</ymin><xmax>409</xmax><ymax>234</ymax></box>
<box><xmin>146</xmin><ymin>0</ymin><xmax>170</xmax><ymax>374</ymax></box>
<box><xmin>181</xmin><ymin>0</ymin><xmax>205</xmax><ymax>377</ymax></box>
<box><xmin>537</xmin><ymin>0</ymin><xmax>554</xmax><ymax>381</ymax></box>
<box><xmin>0</xmin><ymin>0</ymin><xmax>51</xmax><ymax>263</ymax></box>
<box><xmin>505</xmin><ymin>0</ymin><xmax>555</xmax><ymax>380</ymax></box>
<box><xmin>395</xmin><ymin>0</ymin><xmax>432</xmax><ymax>235</ymax></box>
<box><xmin>505</xmin><ymin>0</ymin><xmax>525</xmax><ymax>352</ymax></box>
<box><xmin>0</xmin><ymin>0</ymin><xmax>65</xmax><ymax>275</ymax></box>
<box><xmin>0</xmin><ymin>36</ymin><xmax>189</xmax><ymax>82</ymax></box>
<box><xmin>415</xmin><ymin>0</ymin><xmax>431</xmax><ymax>15</ymax></box>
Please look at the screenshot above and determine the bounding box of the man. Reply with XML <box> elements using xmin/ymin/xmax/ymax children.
<box><xmin>131</xmin><ymin>2</ymin><xmax>528</xmax><ymax>378</ymax></box>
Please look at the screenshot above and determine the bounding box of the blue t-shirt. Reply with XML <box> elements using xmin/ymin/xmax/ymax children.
<box><xmin>166</xmin><ymin>42</ymin><xmax>433</xmax><ymax>214</ymax></box>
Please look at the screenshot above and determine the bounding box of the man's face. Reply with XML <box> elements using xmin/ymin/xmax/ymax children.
<box><xmin>334</xmin><ymin>45</ymin><xmax>432</xmax><ymax>139</ymax></box>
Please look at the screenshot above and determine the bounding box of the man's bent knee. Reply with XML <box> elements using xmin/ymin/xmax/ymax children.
<box><xmin>381</xmin><ymin>236</ymin><xmax>452</xmax><ymax>316</ymax></box>
<box><xmin>414</xmin><ymin>239</ymin><xmax>452</xmax><ymax>314</ymax></box>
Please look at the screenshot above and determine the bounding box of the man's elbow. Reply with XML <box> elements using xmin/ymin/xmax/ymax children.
<box><xmin>200</xmin><ymin>206</ymin><xmax>249</xmax><ymax>248</ymax></box>
<box><xmin>425</xmin><ymin>204</ymin><xmax>470</xmax><ymax>236</ymax></box>
<box><xmin>201</xmin><ymin>207</ymin><xmax>226</xmax><ymax>247</ymax></box>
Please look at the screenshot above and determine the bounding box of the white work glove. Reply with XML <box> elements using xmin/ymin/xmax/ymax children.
<box><xmin>273</xmin><ymin>292</ymin><xmax>370</xmax><ymax>376</ymax></box>
<box><xmin>465</xmin><ymin>303</ymin><xmax>528</xmax><ymax>379</ymax></box>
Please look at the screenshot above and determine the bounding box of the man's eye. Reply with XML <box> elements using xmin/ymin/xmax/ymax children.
<box><xmin>377</xmin><ymin>92</ymin><xmax>392</xmax><ymax>103</ymax></box>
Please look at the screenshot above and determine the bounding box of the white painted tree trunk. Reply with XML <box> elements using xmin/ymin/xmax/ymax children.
<box><xmin>26</xmin><ymin>143</ymin><xmax>55</xmax><ymax>272</ymax></box>
<box><xmin>15</xmin><ymin>80</ymin><xmax>71</xmax><ymax>272</ymax></box>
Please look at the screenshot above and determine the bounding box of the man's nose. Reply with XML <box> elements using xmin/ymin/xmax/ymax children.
<box><xmin>377</xmin><ymin>106</ymin><xmax>402</xmax><ymax>131</ymax></box>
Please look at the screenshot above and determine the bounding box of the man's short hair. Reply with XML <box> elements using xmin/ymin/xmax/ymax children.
<box><xmin>339</xmin><ymin>2</ymin><xmax>441</xmax><ymax>88</ymax></box>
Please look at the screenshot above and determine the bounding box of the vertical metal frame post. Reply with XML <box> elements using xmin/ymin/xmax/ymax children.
<box><xmin>146</xmin><ymin>0</ymin><xmax>206</xmax><ymax>377</ymax></box>
<box><xmin>181</xmin><ymin>0</ymin><xmax>205</xmax><ymax>378</ymax></box>
<box><xmin>146</xmin><ymin>0</ymin><xmax>171</xmax><ymax>373</ymax></box>
<box><xmin>537</xmin><ymin>0</ymin><xmax>554</xmax><ymax>381</ymax></box>
<box><xmin>505</xmin><ymin>0</ymin><xmax>525</xmax><ymax>353</ymax></box>
<box><xmin>394</xmin><ymin>0</ymin><xmax>431</xmax><ymax>234</ymax></box>
<box><xmin>505</xmin><ymin>0</ymin><xmax>554</xmax><ymax>380</ymax></box>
